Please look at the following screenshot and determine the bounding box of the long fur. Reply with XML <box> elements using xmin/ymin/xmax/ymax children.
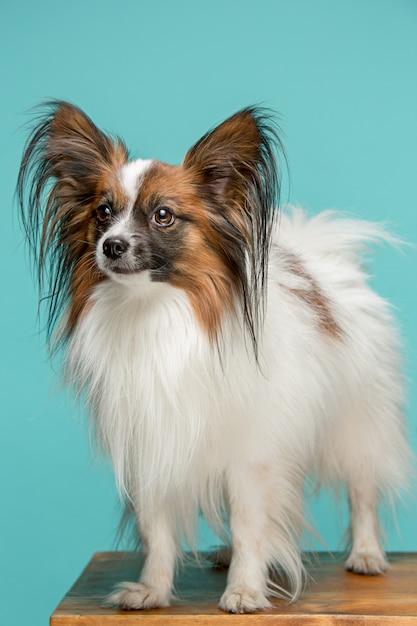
<box><xmin>17</xmin><ymin>102</ymin><xmax>412</xmax><ymax>613</ymax></box>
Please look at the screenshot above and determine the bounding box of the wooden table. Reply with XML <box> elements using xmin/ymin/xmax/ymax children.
<box><xmin>51</xmin><ymin>552</ymin><xmax>417</xmax><ymax>624</ymax></box>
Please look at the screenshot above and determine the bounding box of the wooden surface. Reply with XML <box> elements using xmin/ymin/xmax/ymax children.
<box><xmin>51</xmin><ymin>552</ymin><xmax>417</xmax><ymax>625</ymax></box>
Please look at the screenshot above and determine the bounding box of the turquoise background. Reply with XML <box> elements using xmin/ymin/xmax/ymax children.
<box><xmin>1</xmin><ymin>1</ymin><xmax>416</xmax><ymax>625</ymax></box>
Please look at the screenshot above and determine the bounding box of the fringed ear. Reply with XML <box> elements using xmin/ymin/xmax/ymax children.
<box><xmin>183</xmin><ymin>108</ymin><xmax>273</xmax><ymax>207</ymax></box>
<box><xmin>17</xmin><ymin>101</ymin><xmax>129</xmax><ymax>344</ymax></box>
<box><xmin>18</xmin><ymin>100</ymin><xmax>128</xmax><ymax>212</ymax></box>
<box><xmin>183</xmin><ymin>107</ymin><xmax>284</xmax><ymax>355</ymax></box>
<box><xmin>44</xmin><ymin>101</ymin><xmax>127</xmax><ymax>185</ymax></box>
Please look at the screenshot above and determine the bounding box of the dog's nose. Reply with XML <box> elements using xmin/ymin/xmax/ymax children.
<box><xmin>102</xmin><ymin>237</ymin><xmax>129</xmax><ymax>259</ymax></box>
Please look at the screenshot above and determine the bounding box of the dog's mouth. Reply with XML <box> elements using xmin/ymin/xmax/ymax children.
<box><xmin>100</xmin><ymin>258</ymin><xmax>146</xmax><ymax>279</ymax></box>
<box><xmin>107</xmin><ymin>265</ymin><xmax>138</xmax><ymax>275</ymax></box>
<box><xmin>97</xmin><ymin>235</ymin><xmax>171</xmax><ymax>283</ymax></box>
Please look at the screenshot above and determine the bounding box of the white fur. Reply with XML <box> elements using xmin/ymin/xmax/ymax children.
<box><xmin>119</xmin><ymin>158</ymin><xmax>153</xmax><ymax>204</ymax></box>
<box><xmin>68</xmin><ymin>207</ymin><xmax>411</xmax><ymax>613</ymax></box>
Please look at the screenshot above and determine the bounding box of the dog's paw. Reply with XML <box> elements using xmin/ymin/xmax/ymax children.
<box><xmin>219</xmin><ymin>586</ymin><xmax>271</xmax><ymax>614</ymax></box>
<box><xmin>107</xmin><ymin>582</ymin><xmax>170</xmax><ymax>610</ymax></box>
<box><xmin>345</xmin><ymin>551</ymin><xmax>388</xmax><ymax>575</ymax></box>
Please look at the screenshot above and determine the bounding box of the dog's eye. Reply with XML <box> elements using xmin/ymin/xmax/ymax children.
<box><xmin>152</xmin><ymin>207</ymin><xmax>175</xmax><ymax>227</ymax></box>
<box><xmin>96</xmin><ymin>204</ymin><xmax>112</xmax><ymax>223</ymax></box>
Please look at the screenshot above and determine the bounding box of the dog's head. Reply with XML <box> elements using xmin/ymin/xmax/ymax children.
<box><xmin>18</xmin><ymin>102</ymin><xmax>282</xmax><ymax>346</ymax></box>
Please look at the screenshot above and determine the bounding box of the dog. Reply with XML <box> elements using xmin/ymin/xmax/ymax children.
<box><xmin>17</xmin><ymin>101</ymin><xmax>411</xmax><ymax>613</ymax></box>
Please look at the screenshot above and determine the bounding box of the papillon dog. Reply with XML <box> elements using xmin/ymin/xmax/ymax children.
<box><xmin>18</xmin><ymin>102</ymin><xmax>411</xmax><ymax>613</ymax></box>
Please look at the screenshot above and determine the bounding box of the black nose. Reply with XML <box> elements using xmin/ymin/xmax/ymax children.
<box><xmin>102</xmin><ymin>237</ymin><xmax>129</xmax><ymax>259</ymax></box>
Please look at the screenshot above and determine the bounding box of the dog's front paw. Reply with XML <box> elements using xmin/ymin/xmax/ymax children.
<box><xmin>107</xmin><ymin>582</ymin><xmax>171</xmax><ymax>610</ymax></box>
<box><xmin>345</xmin><ymin>551</ymin><xmax>388</xmax><ymax>575</ymax></box>
<box><xmin>219</xmin><ymin>586</ymin><xmax>271</xmax><ymax>614</ymax></box>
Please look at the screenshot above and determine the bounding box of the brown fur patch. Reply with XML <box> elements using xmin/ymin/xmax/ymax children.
<box><xmin>281</xmin><ymin>250</ymin><xmax>342</xmax><ymax>339</ymax></box>
<box><xmin>136</xmin><ymin>162</ymin><xmax>239</xmax><ymax>340</ymax></box>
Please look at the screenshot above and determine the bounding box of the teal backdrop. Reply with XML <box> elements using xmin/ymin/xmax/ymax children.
<box><xmin>1</xmin><ymin>1</ymin><xmax>416</xmax><ymax>625</ymax></box>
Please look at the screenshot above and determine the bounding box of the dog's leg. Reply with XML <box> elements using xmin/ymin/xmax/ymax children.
<box><xmin>108</xmin><ymin>510</ymin><xmax>177</xmax><ymax>609</ymax></box>
<box><xmin>219</xmin><ymin>462</ymin><xmax>304</xmax><ymax>613</ymax></box>
<box><xmin>219</xmin><ymin>466</ymin><xmax>273</xmax><ymax>613</ymax></box>
<box><xmin>219</xmin><ymin>517</ymin><xmax>270</xmax><ymax>611</ymax></box>
<box><xmin>345</xmin><ymin>485</ymin><xmax>388</xmax><ymax>575</ymax></box>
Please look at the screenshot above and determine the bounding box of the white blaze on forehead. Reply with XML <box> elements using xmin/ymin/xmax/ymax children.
<box><xmin>119</xmin><ymin>158</ymin><xmax>153</xmax><ymax>204</ymax></box>
<box><xmin>97</xmin><ymin>159</ymin><xmax>154</xmax><ymax>262</ymax></box>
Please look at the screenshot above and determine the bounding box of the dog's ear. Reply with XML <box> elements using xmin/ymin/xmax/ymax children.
<box><xmin>182</xmin><ymin>107</ymin><xmax>283</xmax><ymax>357</ymax></box>
<box><xmin>17</xmin><ymin>101</ymin><xmax>129</xmax><ymax>343</ymax></box>
<box><xmin>183</xmin><ymin>108</ymin><xmax>266</xmax><ymax>208</ymax></box>
<box><xmin>40</xmin><ymin>101</ymin><xmax>128</xmax><ymax>190</ymax></box>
